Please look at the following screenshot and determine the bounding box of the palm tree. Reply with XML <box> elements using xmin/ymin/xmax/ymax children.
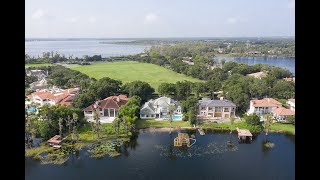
<box><xmin>72</xmin><ymin>113</ymin><xmax>78</xmax><ymax>140</ymax></box>
<box><xmin>168</xmin><ymin>104</ymin><xmax>177</xmax><ymax>134</ymax></box>
<box><xmin>58</xmin><ymin>118</ymin><xmax>63</xmax><ymax>138</ymax></box>
<box><xmin>122</xmin><ymin>117</ymin><xmax>129</xmax><ymax>136</ymax></box>
<box><xmin>112</xmin><ymin>117</ymin><xmax>121</xmax><ymax>136</ymax></box>
<box><xmin>93</xmin><ymin>110</ymin><xmax>101</xmax><ymax>139</ymax></box>
<box><xmin>263</xmin><ymin>114</ymin><xmax>273</xmax><ymax>136</ymax></box>
<box><xmin>230</xmin><ymin>115</ymin><xmax>235</xmax><ymax>134</ymax></box>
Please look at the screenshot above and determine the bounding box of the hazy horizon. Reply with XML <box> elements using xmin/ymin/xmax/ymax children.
<box><xmin>26</xmin><ymin>0</ymin><xmax>295</xmax><ymax>38</ymax></box>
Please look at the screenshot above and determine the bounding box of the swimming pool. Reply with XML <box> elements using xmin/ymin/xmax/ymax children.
<box><xmin>27</xmin><ymin>107</ymin><xmax>37</xmax><ymax>113</ymax></box>
<box><xmin>163</xmin><ymin>115</ymin><xmax>183</xmax><ymax>121</ymax></box>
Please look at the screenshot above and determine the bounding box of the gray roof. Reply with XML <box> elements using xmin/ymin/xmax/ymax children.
<box><xmin>198</xmin><ymin>99</ymin><xmax>236</xmax><ymax>107</ymax></box>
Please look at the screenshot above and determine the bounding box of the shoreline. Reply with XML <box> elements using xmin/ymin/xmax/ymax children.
<box><xmin>137</xmin><ymin>126</ymin><xmax>294</xmax><ymax>135</ymax></box>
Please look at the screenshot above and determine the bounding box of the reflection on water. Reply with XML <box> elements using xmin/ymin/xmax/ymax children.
<box><xmin>214</xmin><ymin>56</ymin><xmax>295</xmax><ymax>74</ymax></box>
<box><xmin>26</xmin><ymin>131</ymin><xmax>295</xmax><ymax>180</ymax></box>
<box><xmin>154</xmin><ymin>140</ymin><xmax>238</xmax><ymax>160</ymax></box>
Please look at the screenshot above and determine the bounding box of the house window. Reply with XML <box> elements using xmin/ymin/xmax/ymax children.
<box><xmin>208</xmin><ymin>107</ymin><xmax>213</xmax><ymax>111</ymax></box>
<box><xmin>99</xmin><ymin>108</ymin><xmax>102</xmax><ymax>111</ymax></box>
<box><xmin>86</xmin><ymin>111</ymin><xmax>92</xmax><ymax>114</ymax></box>
<box><xmin>232</xmin><ymin>107</ymin><xmax>235</xmax><ymax>111</ymax></box>
<box><xmin>224</xmin><ymin>108</ymin><xmax>229</xmax><ymax>112</ymax></box>
<box><xmin>215</xmin><ymin>107</ymin><xmax>222</xmax><ymax>112</ymax></box>
<box><xmin>201</xmin><ymin>106</ymin><xmax>206</xmax><ymax>110</ymax></box>
<box><xmin>146</xmin><ymin>115</ymin><xmax>149</xmax><ymax>117</ymax></box>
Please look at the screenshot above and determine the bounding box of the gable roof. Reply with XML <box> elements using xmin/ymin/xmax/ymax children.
<box><xmin>272</xmin><ymin>106</ymin><xmax>295</xmax><ymax>116</ymax></box>
<box><xmin>31</xmin><ymin>88</ymin><xmax>79</xmax><ymax>106</ymax></box>
<box><xmin>199</xmin><ymin>99</ymin><xmax>236</xmax><ymax>107</ymax></box>
<box><xmin>83</xmin><ymin>95</ymin><xmax>128</xmax><ymax>111</ymax></box>
<box><xmin>251</xmin><ymin>98</ymin><xmax>282</xmax><ymax>107</ymax></box>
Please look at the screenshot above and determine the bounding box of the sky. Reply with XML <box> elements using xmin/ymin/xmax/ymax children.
<box><xmin>25</xmin><ymin>0</ymin><xmax>295</xmax><ymax>38</ymax></box>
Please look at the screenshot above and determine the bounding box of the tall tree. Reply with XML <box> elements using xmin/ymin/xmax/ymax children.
<box><xmin>263</xmin><ymin>114</ymin><xmax>273</xmax><ymax>136</ymax></box>
<box><xmin>158</xmin><ymin>83</ymin><xmax>176</xmax><ymax>96</ymax></box>
<box><xmin>175</xmin><ymin>81</ymin><xmax>192</xmax><ymax>100</ymax></box>
<box><xmin>72</xmin><ymin>113</ymin><xmax>79</xmax><ymax>140</ymax></box>
<box><xmin>122</xmin><ymin>81</ymin><xmax>155</xmax><ymax>102</ymax></box>
<box><xmin>168</xmin><ymin>104</ymin><xmax>177</xmax><ymax>134</ymax></box>
<box><xmin>58</xmin><ymin>118</ymin><xmax>63</xmax><ymax>138</ymax></box>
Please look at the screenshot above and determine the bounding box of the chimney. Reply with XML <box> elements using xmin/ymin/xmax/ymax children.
<box><xmin>117</xmin><ymin>96</ymin><xmax>120</xmax><ymax>102</ymax></box>
<box><xmin>267</xmin><ymin>98</ymin><xmax>270</xmax><ymax>102</ymax></box>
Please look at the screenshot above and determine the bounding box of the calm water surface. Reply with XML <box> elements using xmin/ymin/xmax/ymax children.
<box><xmin>214</xmin><ymin>56</ymin><xmax>295</xmax><ymax>74</ymax></box>
<box><xmin>25</xmin><ymin>40</ymin><xmax>149</xmax><ymax>58</ymax></box>
<box><xmin>25</xmin><ymin>40</ymin><xmax>295</xmax><ymax>75</ymax></box>
<box><xmin>25</xmin><ymin>130</ymin><xmax>295</xmax><ymax>180</ymax></box>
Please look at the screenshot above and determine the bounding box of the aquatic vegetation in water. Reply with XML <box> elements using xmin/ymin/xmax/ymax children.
<box><xmin>88</xmin><ymin>140</ymin><xmax>124</xmax><ymax>158</ymax></box>
<box><xmin>25</xmin><ymin>142</ymin><xmax>80</xmax><ymax>164</ymax></box>
<box><xmin>264</xmin><ymin>142</ymin><xmax>275</xmax><ymax>148</ymax></box>
<box><xmin>154</xmin><ymin>141</ymin><xmax>238</xmax><ymax>160</ymax></box>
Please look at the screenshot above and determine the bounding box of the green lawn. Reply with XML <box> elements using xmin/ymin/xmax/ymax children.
<box><xmin>25</xmin><ymin>63</ymin><xmax>54</xmax><ymax>68</ymax></box>
<box><xmin>69</xmin><ymin>61</ymin><xmax>203</xmax><ymax>91</ymax></box>
<box><xmin>135</xmin><ymin>119</ymin><xmax>192</xmax><ymax>129</ymax></box>
<box><xmin>271</xmin><ymin>123</ymin><xmax>295</xmax><ymax>135</ymax></box>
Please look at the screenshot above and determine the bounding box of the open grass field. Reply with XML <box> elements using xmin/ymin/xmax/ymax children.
<box><xmin>135</xmin><ymin>119</ymin><xmax>192</xmax><ymax>129</ymax></box>
<box><xmin>25</xmin><ymin>63</ymin><xmax>54</xmax><ymax>68</ymax></box>
<box><xmin>70</xmin><ymin>61</ymin><xmax>203</xmax><ymax>91</ymax></box>
<box><xmin>271</xmin><ymin>122</ymin><xmax>295</xmax><ymax>135</ymax></box>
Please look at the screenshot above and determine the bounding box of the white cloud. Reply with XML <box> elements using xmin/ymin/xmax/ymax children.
<box><xmin>226</xmin><ymin>17</ymin><xmax>248</xmax><ymax>24</ymax></box>
<box><xmin>288</xmin><ymin>0</ymin><xmax>295</xmax><ymax>9</ymax></box>
<box><xmin>144</xmin><ymin>13</ymin><xmax>158</xmax><ymax>24</ymax></box>
<box><xmin>32</xmin><ymin>9</ymin><xmax>47</xmax><ymax>19</ymax></box>
<box><xmin>66</xmin><ymin>17</ymin><xmax>78</xmax><ymax>23</ymax></box>
<box><xmin>89</xmin><ymin>16</ymin><xmax>97</xmax><ymax>23</ymax></box>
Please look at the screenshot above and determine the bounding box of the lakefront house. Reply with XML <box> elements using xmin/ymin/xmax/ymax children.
<box><xmin>29</xmin><ymin>87</ymin><xmax>80</xmax><ymax>107</ymax></box>
<box><xmin>197</xmin><ymin>97</ymin><xmax>236</xmax><ymax>120</ymax></box>
<box><xmin>140</xmin><ymin>96</ymin><xmax>183</xmax><ymax>120</ymax></box>
<box><xmin>271</xmin><ymin>106</ymin><xmax>295</xmax><ymax>121</ymax></box>
<box><xmin>83</xmin><ymin>95</ymin><xmax>128</xmax><ymax>123</ymax></box>
<box><xmin>247</xmin><ymin>98</ymin><xmax>282</xmax><ymax>116</ymax></box>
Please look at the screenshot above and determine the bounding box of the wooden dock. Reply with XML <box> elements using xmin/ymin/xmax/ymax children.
<box><xmin>198</xmin><ymin>128</ymin><xmax>205</xmax><ymax>136</ymax></box>
<box><xmin>236</xmin><ymin>127</ymin><xmax>253</xmax><ymax>141</ymax></box>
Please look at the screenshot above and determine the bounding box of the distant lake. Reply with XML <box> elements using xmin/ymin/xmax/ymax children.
<box><xmin>25</xmin><ymin>130</ymin><xmax>295</xmax><ymax>180</ymax></box>
<box><xmin>214</xmin><ymin>56</ymin><xmax>295</xmax><ymax>75</ymax></box>
<box><xmin>25</xmin><ymin>39</ymin><xmax>149</xmax><ymax>58</ymax></box>
<box><xmin>25</xmin><ymin>39</ymin><xmax>295</xmax><ymax>75</ymax></box>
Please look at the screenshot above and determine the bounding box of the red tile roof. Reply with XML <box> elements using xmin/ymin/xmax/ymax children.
<box><xmin>251</xmin><ymin>98</ymin><xmax>282</xmax><ymax>107</ymax></box>
<box><xmin>47</xmin><ymin>135</ymin><xmax>61</xmax><ymax>144</ymax></box>
<box><xmin>31</xmin><ymin>88</ymin><xmax>79</xmax><ymax>106</ymax></box>
<box><xmin>272</xmin><ymin>107</ymin><xmax>295</xmax><ymax>116</ymax></box>
<box><xmin>83</xmin><ymin>95</ymin><xmax>128</xmax><ymax>111</ymax></box>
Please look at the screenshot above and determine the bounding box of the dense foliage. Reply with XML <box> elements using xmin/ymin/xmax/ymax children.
<box><xmin>121</xmin><ymin>81</ymin><xmax>155</xmax><ymax>102</ymax></box>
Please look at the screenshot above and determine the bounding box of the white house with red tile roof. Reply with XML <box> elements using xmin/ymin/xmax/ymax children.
<box><xmin>272</xmin><ymin>106</ymin><xmax>295</xmax><ymax>121</ymax></box>
<box><xmin>247</xmin><ymin>98</ymin><xmax>282</xmax><ymax>116</ymax></box>
<box><xmin>83</xmin><ymin>95</ymin><xmax>128</xmax><ymax>123</ymax></box>
<box><xmin>30</xmin><ymin>87</ymin><xmax>80</xmax><ymax>107</ymax></box>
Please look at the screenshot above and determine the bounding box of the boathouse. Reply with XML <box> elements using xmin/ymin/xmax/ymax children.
<box><xmin>236</xmin><ymin>127</ymin><xmax>253</xmax><ymax>141</ymax></box>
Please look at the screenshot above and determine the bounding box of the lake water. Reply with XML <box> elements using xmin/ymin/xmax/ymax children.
<box><xmin>25</xmin><ymin>130</ymin><xmax>295</xmax><ymax>180</ymax></box>
<box><xmin>214</xmin><ymin>56</ymin><xmax>295</xmax><ymax>75</ymax></box>
<box><xmin>25</xmin><ymin>39</ymin><xmax>295</xmax><ymax>75</ymax></box>
<box><xmin>25</xmin><ymin>39</ymin><xmax>149</xmax><ymax>58</ymax></box>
